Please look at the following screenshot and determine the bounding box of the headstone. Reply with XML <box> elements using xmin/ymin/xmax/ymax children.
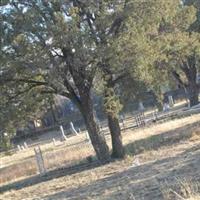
<box><xmin>85</xmin><ymin>132</ymin><xmax>90</xmax><ymax>143</ymax></box>
<box><xmin>34</xmin><ymin>146</ymin><xmax>46</xmax><ymax>175</ymax></box>
<box><xmin>163</xmin><ymin>103</ymin><xmax>170</xmax><ymax>112</ymax></box>
<box><xmin>138</xmin><ymin>101</ymin><xmax>145</xmax><ymax>112</ymax></box>
<box><xmin>168</xmin><ymin>96</ymin><xmax>174</xmax><ymax>107</ymax></box>
<box><xmin>63</xmin><ymin>134</ymin><xmax>68</xmax><ymax>141</ymax></box>
<box><xmin>153</xmin><ymin>111</ymin><xmax>158</xmax><ymax>121</ymax></box>
<box><xmin>24</xmin><ymin>142</ymin><xmax>28</xmax><ymax>149</ymax></box>
<box><xmin>17</xmin><ymin>145</ymin><xmax>21</xmax><ymax>151</ymax></box>
<box><xmin>53</xmin><ymin>138</ymin><xmax>56</xmax><ymax>146</ymax></box>
<box><xmin>60</xmin><ymin>125</ymin><xmax>67</xmax><ymax>140</ymax></box>
<box><xmin>21</xmin><ymin>145</ymin><xmax>25</xmax><ymax>150</ymax></box>
<box><xmin>70</xmin><ymin>122</ymin><xmax>78</xmax><ymax>135</ymax></box>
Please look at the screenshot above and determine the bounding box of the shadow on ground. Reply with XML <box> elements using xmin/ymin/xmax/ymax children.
<box><xmin>0</xmin><ymin>161</ymin><xmax>102</xmax><ymax>193</ymax></box>
<box><xmin>43</xmin><ymin>144</ymin><xmax>200</xmax><ymax>200</ymax></box>
<box><xmin>0</xmin><ymin>121</ymin><xmax>199</xmax><ymax>199</ymax></box>
<box><xmin>125</xmin><ymin>121</ymin><xmax>200</xmax><ymax>155</ymax></box>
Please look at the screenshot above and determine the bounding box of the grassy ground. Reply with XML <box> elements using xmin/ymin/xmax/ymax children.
<box><xmin>0</xmin><ymin>114</ymin><xmax>200</xmax><ymax>199</ymax></box>
<box><xmin>1</xmin><ymin>114</ymin><xmax>200</xmax><ymax>185</ymax></box>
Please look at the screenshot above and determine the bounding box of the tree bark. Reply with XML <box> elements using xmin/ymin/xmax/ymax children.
<box><xmin>80</xmin><ymin>96</ymin><xmax>110</xmax><ymax>163</ymax></box>
<box><xmin>182</xmin><ymin>56</ymin><xmax>199</xmax><ymax>107</ymax></box>
<box><xmin>187</xmin><ymin>83</ymin><xmax>199</xmax><ymax>107</ymax></box>
<box><xmin>107</xmin><ymin>114</ymin><xmax>125</xmax><ymax>159</ymax></box>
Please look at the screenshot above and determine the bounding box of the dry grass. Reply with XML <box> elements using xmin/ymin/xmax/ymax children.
<box><xmin>162</xmin><ymin>179</ymin><xmax>200</xmax><ymax>200</ymax></box>
<box><xmin>0</xmin><ymin>114</ymin><xmax>200</xmax><ymax>186</ymax></box>
<box><xmin>0</xmin><ymin>132</ymin><xmax>88</xmax><ymax>168</ymax></box>
<box><xmin>0</xmin><ymin>113</ymin><xmax>200</xmax><ymax>199</ymax></box>
<box><xmin>0</xmin><ymin>142</ymin><xmax>95</xmax><ymax>185</ymax></box>
<box><xmin>1</xmin><ymin>136</ymin><xmax>200</xmax><ymax>200</ymax></box>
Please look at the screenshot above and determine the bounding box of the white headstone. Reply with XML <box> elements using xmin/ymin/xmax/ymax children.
<box><xmin>168</xmin><ymin>96</ymin><xmax>174</xmax><ymax>107</ymax></box>
<box><xmin>24</xmin><ymin>142</ymin><xmax>28</xmax><ymax>149</ymax></box>
<box><xmin>60</xmin><ymin>125</ymin><xmax>65</xmax><ymax>136</ymax></box>
<box><xmin>138</xmin><ymin>101</ymin><xmax>145</xmax><ymax>111</ymax></box>
<box><xmin>53</xmin><ymin>138</ymin><xmax>56</xmax><ymax>146</ymax></box>
<box><xmin>34</xmin><ymin>146</ymin><xmax>46</xmax><ymax>175</ymax></box>
<box><xmin>70</xmin><ymin>122</ymin><xmax>78</xmax><ymax>135</ymax></box>
<box><xmin>85</xmin><ymin>132</ymin><xmax>90</xmax><ymax>143</ymax></box>
<box><xmin>17</xmin><ymin>145</ymin><xmax>21</xmax><ymax>151</ymax></box>
<box><xmin>21</xmin><ymin>145</ymin><xmax>25</xmax><ymax>150</ymax></box>
<box><xmin>63</xmin><ymin>134</ymin><xmax>68</xmax><ymax>141</ymax></box>
<box><xmin>60</xmin><ymin>125</ymin><xmax>68</xmax><ymax>140</ymax></box>
<box><xmin>163</xmin><ymin>103</ymin><xmax>170</xmax><ymax>112</ymax></box>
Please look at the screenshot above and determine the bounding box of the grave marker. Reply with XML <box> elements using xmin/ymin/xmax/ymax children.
<box><xmin>168</xmin><ymin>96</ymin><xmax>174</xmax><ymax>107</ymax></box>
<box><xmin>60</xmin><ymin>125</ymin><xmax>67</xmax><ymax>140</ymax></box>
<box><xmin>70</xmin><ymin>122</ymin><xmax>78</xmax><ymax>135</ymax></box>
<box><xmin>17</xmin><ymin>145</ymin><xmax>21</xmax><ymax>151</ymax></box>
<box><xmin>34</xmin><ymin>146</ymin><xmax>46</xmax><ymax>175</ymax></box>
<box><xmin>24</xmin><ymin>142</ymin><xmax>28</xmax><ymax>149</ymax></box>
<box><xmin>53</xmin><ymin>138</ymin><xmax>56</xmax><ymax>146</ymax></box>
<box><xmin>85</xmin><ymin>132</ymin><xmax>90</xmax><ymax>143</ymax></box>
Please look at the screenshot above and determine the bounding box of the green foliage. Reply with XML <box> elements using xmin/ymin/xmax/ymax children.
<box><xmin>1</xmin><ymin>0</ymin><xmax>200</xmax><ymax>133</ymax></box>
<box><xmin>112</xmin><ymin>0</ymin><xmax>199</xmax><ymax>105</ymax></box>
<box><xmin>104</xmin><ymin>87</ymin><xmax>122</xmax><ymax>118</ymax></box>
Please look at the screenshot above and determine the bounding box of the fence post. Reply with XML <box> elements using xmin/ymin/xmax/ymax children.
<box><xmin>120</xmin><ymin>114</ymin><xmax>125</xmax><ymax>130</ymax></box>
<box><xmin>34</xmin><ymin>146</ymin><xmax>46</xmax><ymax>176</ymax></box>
<box><xmin>141</xmin><ymin>112</ymin><xmax>145</xmax><ymax>126</ymax></box>
<box><xmin>135</xmin><ymin>112</ymin><xmax>145</xmax><ymax>127</ymax></box>
<box><xmin>135</xmin><ymin>115</ymin><xmax>138</xmax><ymax>127</ymax></box>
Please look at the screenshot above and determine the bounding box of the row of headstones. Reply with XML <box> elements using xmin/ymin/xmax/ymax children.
<box><xmin>52</xmin><ymin>124</ymin><xmax>91</xmax><ymax>146</ymax></box>
<box><xmin>17</xmin><ymin>142</ymin><xmax>28</xmax><ymax>151</ymax></box>
<box><xmin>51</xmin><ymin>97</ymin><xmax>177</xmax><ymax>147</ymax></box>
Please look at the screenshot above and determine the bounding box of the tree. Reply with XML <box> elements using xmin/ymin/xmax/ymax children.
<box><xmin>114</xmin><ymin>0</ymin><xmax>200</xmax><ymax>107</ymax></box>
<box><xmin>64</xmin><ymin>0</ymin><xmax>129</xmax><ymax>158</ymax></box>
<box><xmin>154</xmin><ymin>3</ymin><xmax>200</xmax><ymax>106</ymax></box>
<box><xmin>184</xmin><ymin>0</ymin><xmax>200</xmax><ymax>32</ymax></box>
<box><xmin>0</xmin><ymin>1</ymin><xmax>110</xmax><ymax>162</ymax></box>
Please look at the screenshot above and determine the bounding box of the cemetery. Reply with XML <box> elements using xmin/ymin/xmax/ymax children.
<box><xmin>1</xmin><ymin>0</ymin><xmax>200</xmax><ymax>199</ymax></box>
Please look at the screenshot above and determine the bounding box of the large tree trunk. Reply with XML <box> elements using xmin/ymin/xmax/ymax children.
<box><xmin>183</xmin><ymin>56</ymin><xmax>199</xmax><ymax>107</ymax></box>
<box><xmin>104</xmin><ymin>80</ymin><xmax>125</xmax><ymax>159</ymax></box>
<box><xmin>187</xmin><ymin>83</ymin><xmax>199</xmax><ymax>107</ymax></box>
<box><xmin>80</xmin><ymin>96</ymin><xmax>110</xmax><ymax>163</ymax></box>
<box><xmin>107</xmin><ymin>114</ymin><xmax>125</xmax><ymax>159</ymax></box>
